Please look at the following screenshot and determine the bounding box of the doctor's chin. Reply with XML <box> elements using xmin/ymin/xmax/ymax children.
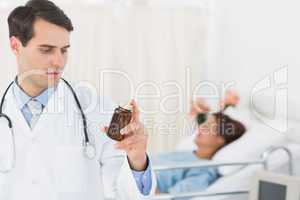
<box><xmin>0</xmin><ymin>0</ymin><xmax>299</xmax><ymax>200</ymax></box>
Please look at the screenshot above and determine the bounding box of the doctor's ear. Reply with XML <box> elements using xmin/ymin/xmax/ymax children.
<box><xmin>10</xmin><ymin>36</ymin><xmax>22</xmax><ymax>55</ymax></box>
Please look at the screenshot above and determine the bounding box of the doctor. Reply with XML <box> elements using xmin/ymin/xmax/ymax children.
<box><xmin>0</xmin><ymin>0</ymin><xmax>156</xmax><ymax>199</ymax></box>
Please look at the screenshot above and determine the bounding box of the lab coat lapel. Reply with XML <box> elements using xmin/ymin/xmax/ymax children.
<box><xmin>3</xmin><ymin>80</ymin><xmax>66</xmax><ymax>139</ymax></box>
<box><xmin>32</xmin><ymin>80</ymin><xmax>66</xmax><ymax>135</ymax></box>
<box><xmin>4</xmin><ymin>86</ymin><xmax>33</xmax><ymax>138</ymax></box>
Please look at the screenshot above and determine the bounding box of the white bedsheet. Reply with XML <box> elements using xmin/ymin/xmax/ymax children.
<box><xmin>190</xmin><ymin>143</ymin><xmax>300</xmax><ymax>200</ymax></box>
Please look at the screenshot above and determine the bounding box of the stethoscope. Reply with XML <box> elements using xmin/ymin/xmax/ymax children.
<box><xmin>0</xmin><ymin>77</ymin><xmax>96</xmax><ymax>173</ymax></box>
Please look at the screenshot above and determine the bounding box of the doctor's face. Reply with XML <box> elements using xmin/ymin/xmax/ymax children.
<box><xmin>11</xmin><ymin>18</ymin><xmax>70</xmax><ymax>90</ymax></box>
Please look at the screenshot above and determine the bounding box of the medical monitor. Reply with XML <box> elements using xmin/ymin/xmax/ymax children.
<box><xmin>249</xmin><ymin>170</ymin><xmax>300</xmax><ymax>200</ymax></box>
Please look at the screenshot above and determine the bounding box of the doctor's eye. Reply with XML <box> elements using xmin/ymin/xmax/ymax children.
<box><xmin>39</xmin><ymin>48</ymin><xmax>53</xmax><ymax>54</ymax></box>
<box><xmin>61</xmin><ymin>48</ymin><xmax>68</xmax><ymax>54</ymax></box>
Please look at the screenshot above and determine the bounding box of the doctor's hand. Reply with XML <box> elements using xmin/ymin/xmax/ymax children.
<box><xmin>102</xmin><ymin>100</ymin><xmax>148</xmax><ymax>171</ymax></box>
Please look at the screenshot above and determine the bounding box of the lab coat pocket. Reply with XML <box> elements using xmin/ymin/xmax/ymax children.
<box><xmin>54</xmin><ymin>146</ymin><xmax>88</xmax><ymax>193</ymax></box>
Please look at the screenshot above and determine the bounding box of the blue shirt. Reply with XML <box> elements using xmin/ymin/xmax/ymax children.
<box><xmin>12</xmin><ymin>81</ymin><xmax>152</xmax><ymax>195</ymax></box>
<box><xmin>151</xmin><ymin>151</ymin><xmax>219</xmax><ymax>195</ymax></box>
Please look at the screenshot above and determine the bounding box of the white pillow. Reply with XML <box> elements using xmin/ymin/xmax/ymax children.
<box><xmin>211</xmin><ymin>106</ymin><xmax>293</xmax><ymax>175</ymax></box>
<box><xmin>212</xmin><ymin>121</ymin><xmax>286</xmax><ymax>176</ymax></box>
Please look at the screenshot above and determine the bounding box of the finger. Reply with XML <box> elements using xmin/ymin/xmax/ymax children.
<box><xmin>115</xmin><ymin>135</ymin><xmax>139</xmax><ymax>149</ymax></box>
<box><xmin>189</xmin><ymin>99</ymin><xmax>198</xmax><ymax>114</ymax></box>
<box><xmin>116</xmin><ymin>133</ymin><xmax>148</xmax><ymax>151</ymax></box>
<box><xmin>192</xmin><ymin>101</ymin><xmax>206</xmax><ymax>113</ymax></box>
<box><xmin>120</xmin><ymin>146</ymin><xmax>133</xmax><ymax>152</ymax></box>
<box><xmin>194</xmin><ymin>97</ymin><xmax>204</xmax><ymax>103</ymax></box>
<box><xmin>117</xmin><ymin>139</ymin><xmax>142</xmax><ymax>151</ymax></box>
<box><xmin>115</xmin><ymin>137</ymin><xmax>136</xmax><ymax>149</ymax></box>
<box><xmin>130</xmin><ymin>99</ymin><xmax>140</xmax><ymax>122</ymax></box>
<box><xmin>219</xmin><ymin>97</ymin><xmax>224</xmax><ymax>106</ymax></box>
<box><xmin>120</xmin><ymin>122</ymin><xmax>141</xmax><ymax>135</ymax></box>
<box><xmin>194</xmin><ymin>98</ymin><xmax>210</xmax><ymax>112</ymax></box>
<box><xmin>190</xmin><ymin>98</ymin><xmax>209</xmax><ymax>113</ymax></box>
<box><xmin>100</xmin><ymin>126</ymin><xmax>109</xmax><ymax>133</ymax></box>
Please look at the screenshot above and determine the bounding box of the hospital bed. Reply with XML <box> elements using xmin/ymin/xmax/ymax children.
<box><xmin>150</xmin><ymin>145</ymin><xmax>298</xmax><ymax>200</ymax></box>
<box><xmin>149</xmin><ymin>98</ymin><xmax>300</xmax><ymax>200</ymax></box>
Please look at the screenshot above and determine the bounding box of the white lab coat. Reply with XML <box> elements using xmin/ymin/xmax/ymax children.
<box><xmin>0</xmin><ymin>80</ymin><xmax>156</xmax><ymax>200</ymax></box>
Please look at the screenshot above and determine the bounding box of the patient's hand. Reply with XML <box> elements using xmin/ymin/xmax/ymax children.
<box><xmin>189</xmin><ymin>97</ymin><xmax>210</xmax><ymax>119</ymax></box>
<box><xmin>220</xmin><ymin>90</ymin><xmax>240</xmax><ymax>110</ymax></box>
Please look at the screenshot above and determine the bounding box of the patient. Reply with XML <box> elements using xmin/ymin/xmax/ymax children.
<box><xmin>153</xmin><ymin>90</ymin><xmax>246</xmax><ymax>194</ymax></box>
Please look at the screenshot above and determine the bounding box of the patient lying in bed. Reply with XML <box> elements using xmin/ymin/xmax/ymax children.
<box><xmin>153</xmin><ymin>91</ymin><xmax>246</xmax><ymax>194</ymax></box>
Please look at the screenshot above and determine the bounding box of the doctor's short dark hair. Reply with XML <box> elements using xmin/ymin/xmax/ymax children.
<box><xmin>7</xmin><ymin>0</ymin><xmax>73</xmax><ymax>46</ymax></box>
<box><xmin>213</xmin><ymin>112</ymin><xmax>246</xmax><ymax>145</ymax></box>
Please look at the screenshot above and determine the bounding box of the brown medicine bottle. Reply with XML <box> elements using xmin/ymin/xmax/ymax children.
<box><xmin>107</xmin><ymin>104</ymin><xmax>132</xmax><ymax>141</ymax></box>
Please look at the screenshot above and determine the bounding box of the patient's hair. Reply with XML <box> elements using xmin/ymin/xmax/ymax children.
<box><xmin>213</xmin><ymin>112</ymin><xmax>246</xmax><ymax>145</ymax></box>
<box><xmin>8</xmin><ymin>0</ymin><xmax>73</xmax><ymax>46</ymax></box>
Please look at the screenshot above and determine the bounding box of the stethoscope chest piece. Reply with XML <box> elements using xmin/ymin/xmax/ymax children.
<box><xmin>83</xmin><ymin>142</ymin><xmax>96</xmax><ymax>160</ymax></box>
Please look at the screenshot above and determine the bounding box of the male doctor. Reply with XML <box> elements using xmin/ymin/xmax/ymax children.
<box><xmin>0</xmin><ymin>0</ymin><xmax>156</xmax><ymax>199</ymax></box>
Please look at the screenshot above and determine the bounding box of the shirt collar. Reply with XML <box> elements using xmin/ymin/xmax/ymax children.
<box><xmin>13</xmin><ymin>79</ymin><xmax>56</xmax><ymax>110</ymax></box>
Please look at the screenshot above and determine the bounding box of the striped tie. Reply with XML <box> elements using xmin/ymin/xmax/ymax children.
<box><xmin>27</xmin><ymin>99</ymin><xmax>43</xmax><ymax>129</ymax></box>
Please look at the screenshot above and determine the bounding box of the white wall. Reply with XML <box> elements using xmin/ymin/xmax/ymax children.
<box><xmin>207</xmin><ymin>0</ymin><xmax>300</xmax><ymax>108</ymax></box>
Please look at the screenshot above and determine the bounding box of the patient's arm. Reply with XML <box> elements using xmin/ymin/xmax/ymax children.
<box><xmin>168</xmin><ymin>172</ymin><xmax>218</xmax><ymax>194</ymax></box>
<box><xmin>153</xmin><ymin>152</ymin><xmax>219</xmax><ymax>194</ymax></box>
<box><xmin>155</xmin><ymin>174</ymin><xmax>213</xmax><ymax>195</ymax></box>
<box><xmin>155</xmin><ymin>166</ymin><xmax>219</xmax><ymax>194</ymax></box>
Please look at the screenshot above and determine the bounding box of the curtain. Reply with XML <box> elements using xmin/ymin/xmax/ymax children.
<box><xmin>0</xmin><ymin>0</ymin><xmax>212</xmax><ymax>153</ymax></box>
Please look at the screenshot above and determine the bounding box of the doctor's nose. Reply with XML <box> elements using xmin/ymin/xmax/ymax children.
<box><xmin>51</xmin><ymin>51</ymin><xmax>65</xmax><ymax>68</ymax></box>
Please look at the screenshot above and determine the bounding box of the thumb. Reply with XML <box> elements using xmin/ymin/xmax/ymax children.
<box><xmin>100</xmin><ymin>126</ymin><xmax>109</xmax><ymax>133</ymax></box>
